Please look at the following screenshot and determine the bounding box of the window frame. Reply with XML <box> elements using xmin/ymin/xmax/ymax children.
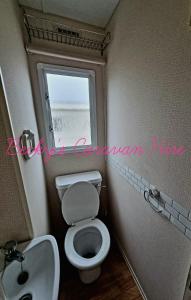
<box><xmin>37</xmin><ymin>63</ymin><xmax>98</xmax><ymax>154</ymax></box>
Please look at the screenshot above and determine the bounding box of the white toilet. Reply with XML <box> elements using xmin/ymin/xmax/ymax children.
<box><xmin>55</xmin><ymin>171</ymin><xmax>110</xmax><ymax>284</ymax></box>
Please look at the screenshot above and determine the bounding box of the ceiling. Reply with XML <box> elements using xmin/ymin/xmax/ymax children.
<box><xmin>19</xmin><ymin>0</ymin><xmax>120</xmax><ymax>28</ymax></box>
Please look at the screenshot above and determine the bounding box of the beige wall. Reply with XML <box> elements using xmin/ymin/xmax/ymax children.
<box><xmin>0</xmin><ymin>0</ymin><xmax>49</xmax><ymax>238</ymax></box>
<box><xmin>108</xmin><ymin>167</ymin><xmax>191</xmax><ymax>300</ymax></box>
<box><xmin>0</xmin><ymin>79</ymin><xmax>32</xmax><ymax>246</ymax></box>
<box><xmin>106</xmin><ymin>0</ymin><xmax>191</xmax><ymax>299</ymax></box>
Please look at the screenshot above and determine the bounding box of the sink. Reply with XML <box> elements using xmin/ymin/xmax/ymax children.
<box><xmin>0</xmin><ymin>235</ymin><xmax>60</xmax><ymax>300</ymax></box>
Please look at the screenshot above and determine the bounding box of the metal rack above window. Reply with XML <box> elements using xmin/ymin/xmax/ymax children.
<box><xmin>24</xmin><ymin>13</ymin><xmax>111</xmax><ymax>56</ymax></box>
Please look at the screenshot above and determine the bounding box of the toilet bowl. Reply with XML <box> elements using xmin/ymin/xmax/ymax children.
<box><xmin>56</xmin><ymin>177</ymin><xmax>110</xmax><ymax>284</ymax></box>
<box><xmin>65</xmin><ymin>218</ymin><xmax>110</xmax><ymax>283</ymax></box>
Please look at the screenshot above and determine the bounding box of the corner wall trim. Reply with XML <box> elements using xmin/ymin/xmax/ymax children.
<box><xmin>114</xmin><ymin>234</ymin><xmax>148</xmax><ymax>300</ymax></box>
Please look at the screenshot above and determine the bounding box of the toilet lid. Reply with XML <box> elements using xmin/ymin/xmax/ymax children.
<box><xmin>61</xmin><ymin>181</ymin><xmax>100</xmax><ymax>225</ymax></box>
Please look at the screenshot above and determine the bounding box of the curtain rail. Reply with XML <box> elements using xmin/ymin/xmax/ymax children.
<box><xmin>26</xmin><ymin>46</ymin><xmax>106</xmax><ymax>65</ymax></box>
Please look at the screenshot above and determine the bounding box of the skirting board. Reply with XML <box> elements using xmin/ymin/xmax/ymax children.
<box><xmin>114</xmin><ymin>234</ymin><xmax>148</xmax><ymax>300</ymax></box>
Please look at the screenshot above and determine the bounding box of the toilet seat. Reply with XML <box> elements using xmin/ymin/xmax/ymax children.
<box><xmin>61</xmin><ymin>181</ymin><xmax>99</xmax><ymax>225</ymax></box>
<box><xmin>64</xmin><ymin>218</ymin><xmax>110</xmax><ymax>270</ymax></box>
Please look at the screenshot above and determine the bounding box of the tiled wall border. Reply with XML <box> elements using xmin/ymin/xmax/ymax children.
<box><xmin>108</xmin><ymin>156</ymin><xmax>191</xmax><ymax>241</ymax></box>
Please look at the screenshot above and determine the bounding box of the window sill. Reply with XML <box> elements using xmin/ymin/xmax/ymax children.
<box><xmin>52</xmin><ymin>145</ymin><xmax>98</xmax><ymax>156</ymax></box>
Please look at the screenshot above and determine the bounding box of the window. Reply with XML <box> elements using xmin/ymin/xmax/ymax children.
<box><xmin>38</xmin><ymin>64</ymin><xmax>97</xmax><ymax>152</ymax></box>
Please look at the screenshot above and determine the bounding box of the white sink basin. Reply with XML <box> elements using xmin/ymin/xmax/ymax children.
<box><xmin>0</xmin><ymin>235</ymin><xmax>60</xmax><ymax>300</ymax></box>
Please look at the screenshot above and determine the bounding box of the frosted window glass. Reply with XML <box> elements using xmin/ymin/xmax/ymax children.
<box><xmin>46</xmin><ymin>73</ymin><xmax>91</xmax><ymax>148</ymax></box>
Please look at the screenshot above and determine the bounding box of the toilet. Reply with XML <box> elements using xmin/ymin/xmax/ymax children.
<box><xmin>55</xmin><ymin>171</ymin><xmax>110</xmax><ymax>284</ymax></box>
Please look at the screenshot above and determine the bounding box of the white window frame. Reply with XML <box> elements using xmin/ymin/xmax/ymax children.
<box><xmin>37</xmin><ymin>63</ymin><xmax>97</xmax><ymax>153</ymax></box>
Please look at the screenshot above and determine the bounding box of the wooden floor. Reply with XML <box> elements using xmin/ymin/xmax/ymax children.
<box><xmin>59</xmin><ymin>242</ymin><xmax>143</xmax><ymax>300</ymax></box>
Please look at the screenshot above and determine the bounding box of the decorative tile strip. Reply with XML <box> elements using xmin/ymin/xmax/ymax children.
<box><xmin>107</xmin><ymin>156</ymin><xmax>191</xmax><ymax>241</ymax></box>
